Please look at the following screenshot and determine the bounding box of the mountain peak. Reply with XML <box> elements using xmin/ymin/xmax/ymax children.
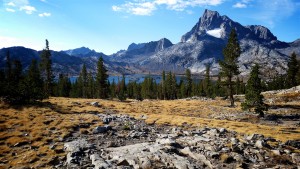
<box><xmin>202</xmin><ymin>9</ymin><xmax>220</xmax><ymax>20</ymax></box>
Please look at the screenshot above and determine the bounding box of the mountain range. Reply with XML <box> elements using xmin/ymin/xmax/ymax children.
<box><xmin>0</xmin><ymin>9</ymin><xmax>299</xmax><ymax>77</ymax></box>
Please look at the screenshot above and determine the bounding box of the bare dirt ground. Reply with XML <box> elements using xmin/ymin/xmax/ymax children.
<box><xmin>0</xmin><ymin>87</ymin><xmax>299</xmax><ymax>168</ymax></box>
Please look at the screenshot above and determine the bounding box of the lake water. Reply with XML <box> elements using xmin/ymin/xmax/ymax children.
<box><xmin>70</xmin><ymin>74</ymin><xmax>202</xmax><ymax>84</ymax></box>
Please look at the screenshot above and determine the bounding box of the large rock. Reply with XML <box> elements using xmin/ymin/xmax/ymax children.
<box><xmin>91</xmin><ymin>102</ymin><xmax>99</xmax><ymax>107</ymax></box>
<box><xmin>93</xmin><ymin>125</ymin><xmax>111</xmax><ymax>134</ymax></box>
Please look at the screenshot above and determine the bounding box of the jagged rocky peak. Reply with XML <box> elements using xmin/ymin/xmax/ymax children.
<box><xmin>155</xmin><ymin>38</ymin><xmax>173</xmax><ymax>51</ymax></box>
<box><xmin>246</xmin><ymin>25</ymin><xmax>277</xmax><ymax>41</ymax></box>
<box><xmin>64</xmin><ymin>46</ymin><xmax>94</xmax><ymax>56</ymax></box>
<box><xmin>181</xmin><ymin>9</ymin><xmax>233</xmax><ymax>42</ymax></box>
<box><xmin>199</xmin><ymin>9</ymin><xmax>224</xmax><ymax>30</ymax></box>
<box><xmin>127</xmin><ymin>43</ymin><xmax>145</xmax><ymax>51</ymax></box>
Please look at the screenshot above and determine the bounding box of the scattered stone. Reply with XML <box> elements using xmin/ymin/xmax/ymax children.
<box><xmin>60</xmin><ymin>114</ymin><xmax>299</xmax><ymax>169</ymax></box>
<box><xmin>271</xmin><ymin>149</ymin><xmax>281</xmax><ymax>156</ymax></box>
<box><xmin>285</xmin><ymin>140</ymin><xmax>300</xmax><ymax>149</ymax></box>
<box><xmin>91</xmin><ymin>102</ymin><xmax>99</xmax><ymax>107</ymax></box>
<box><xmin>90</xmin><ymin>154</ymin><xmax>111</xmax><ymax>169</ymax></box>
<box><xmin>255</xmin><ymin>140</ymin><xmax>267</xmax><ymax>149</ymax></box>
<box><xmin>92</xmin><ymin>125</ymin><xmax>111</xmax><ymax>134</ymax></box>
<box><xmin>291</xmin><ymin>153</ymin><xmax>300</xmax><ymax>164</ymax></box>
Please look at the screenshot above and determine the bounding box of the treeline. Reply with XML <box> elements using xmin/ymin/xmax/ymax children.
<box><xmin>0</xmin><ymin>40</ymin><xmax>52</xmax><ymax>104</ymax></box>
<box><xmin>65</xmin><ymin>68</ymin><xmax>244</xmax><ymax>101</ymax></box>
<box><xmin>1</xmin><ymin>36</ymin><xmax>300</xmax><ymax>108</ymax></box>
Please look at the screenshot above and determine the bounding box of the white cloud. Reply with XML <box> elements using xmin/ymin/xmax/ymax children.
<box><xmin>112</xmin><ymin>5</ymin><xmax>121</xmax><ymax>11</ymax></box>
<box><xmin>4</xmin><ymin>0</ymin><xmax>39</xmax><ymax>15</ymax></box>
<box><xmin>39</xmin><ymin>12</ymin><xmax>51</xmax><ymax>17</ymax></box>
<box><xmin>233</xmin><ymin>2</ymin><xmax>246</xmax><ymax>8</ymax></box>
<box><xmin>4</xmin><ymin>0</ymin><xmax>29</xmax><ymax>7</ymax></box>
<box><xmin>112</xmin><ymin>0</ymin><xmax>225</xmax><ymax>16</ymax></box>
<box><xmin>6</xmin><ymin>8</ymin><xmax>15</xmax><ymax>12</ymax></box>
<box><xmin>7</xmin><ymin>2</ymin><xmax>15</xmax><ymax>6</ymax></box>
<box><xmin>20</xmin><ymin>5</ymin><xmax>36</xmax><ymax>14</ymax></box>
<box><xmin>233</xmin><ymin>0</ymin><xmax>252</xmax><ymax>8</ymax></box>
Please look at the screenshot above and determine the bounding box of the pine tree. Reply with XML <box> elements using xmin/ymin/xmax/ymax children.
<box><xmin>87</xmin><ymin>72</ymin><xmax>95</xmax><ymax>98</ymax></box>
<box><xmin>133</xmin><ymin>82</ymin><xmax>142</xmax><ymax>100</ymax></box>
<box><xmin>110</xmin><ymin>79</ymin><xmax>116</xmax><ymax>99</ymax></box>
<box><xmin>117</xmin><ymin>75</ymin><xmax>126</xmax><ymax>101</ymax></box>
<box><xmin>171</xmin><ymin>73</ymin><xmax>177</xmax><ymax>99</ymax></box>
<box><xmin>80</xmin><ymin>64</ymin><xmax>88</xmax><ymax>98</ymax></box>
<box><xmin>161</xmin><ymin>71</ymin><xmax>166</xmax><ymax>100</ymax></box>
<box><xmin>219</xmin><ymin>29</ymin><xmax>241</xmax><ymax>107</ymax></box>
<box><xmin>185</xmin><ymin>69</ymin><xmax>192</xmax><ymax>97</ymax></box>
<box><xmin>40</xmin><ymin>39</ymin><xmax>53</xmax><ymax>97</ymax></box>
<box><xmin>21</xmin><ymin>59</ymin><xmax>45</xmax><ymax>102</ymax></box>
<box><xmin>286</xmin><ymin>52</ymin><xmax>299</xmax><ymax>88</ymax></box>
<box><xmin>179</xmin><ymin>79</ymin><xmax>186</xmax><ymax>98</ymax></box>
<box><xmin>56</xmin><ymin>74</ymin><xmax>71</xmax><ymax>97</ymax></box>
<box><xmin>204</xmin><ymin>64</ymin><xmax>212</xmax><ymax>98</ymax></box>
<box><xmin>242</xmin><ymin>64</ymin><xmax>267</xmax><ymax>117</ymax></box>
<box><xmin>96</xmin><ymin>56</ymin><xmax>109</xmax><ymax>98</ymax></box>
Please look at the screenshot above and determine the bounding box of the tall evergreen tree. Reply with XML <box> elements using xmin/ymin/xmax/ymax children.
<box><xmin>87</xmin><ymin>72</ymin><xmax>95</xmax><ymax>98</ymax></box>
<box><xmin>179</xmin><ymin>79</ymin><xmax>186</xmax><ymax>98</ymax></box>
<box><xmin>204</xmin><ymin>64</ymin><xmax>212</xmax><ymax>97</ymax></box>
<box><xmin>40</xmin><ymin>39</ymin><xmax>53</xmax><ymax>97</ymax></box>
<box><xmin>56</xmin><ymin>74</ymin><xmax>71</xmax><ymax>97</ymax></box>
<box><xmin>80</xmin><ymin>64</ymin><xmax>88</xmax><ymax>98</ymax></box>
<box><xmin>110</xmin><ymin>79</ymin><xmax>116</xmax><ymax>99</ymax></box>
<box><xmin>161</xmin><ymin>71</ymin><xmax>166</xmax><ymax>100</ymax></box>
<box><xmin>21</xmin><ymin>59</ymin><xmax>45</xmax><ymax>102</ymax></box>
<box><xmin>96</xmin><ymin>56</ymin><xmax>109</xmax><ymax>98</ymax></box>
<box><xmin>117</xmin><ymin>75</ymin><xmax>126</xmax><ymax>101</ymax></box>
<box><xmin>219</xmin><ymin>29</ymin><xmax>241</xmax><ymax>106</ymax></box>
<box><xmin>286</xmin><ymin>52</ymin><xmax>299</xmax><ymax>88</ymax></box>
<box><xmin>242</xmin><ymin>64</ymin><xmax>267</xmax><ymax>117</ymax></box>
<box><xmin>185</xmin><ymin>69</ymin><xmax>192</xmax><ymax>97</ymax></box>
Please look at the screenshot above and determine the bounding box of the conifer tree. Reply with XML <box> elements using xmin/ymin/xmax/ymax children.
<box><xmin>96</xmin><ymin>56</ymin><xmax>109</xmax><ymax>98</ymax></box>
<box><xmin>219</xmin><ymin>29</ymin><xmax>241</xmax><ymax>106</ymax></box>
<box><xmin>185</xmin><ymin>69</ymin><xmax>192</xmax><ymax>97</ymax></box>
<box><xmin>286</xmin><ymin>52</ymin><xmax>299</xmax><ymax>88</ymax></box>
<box><xmin>80</xmin><ymin>64</ymin><xmax>88</xmax><ymax>98</ymax></box>
<box><xmin>204</xmin><ymin>64</ymin><xmax>212</xmax><ymax>97</ymax></box>
<box><xmin>117</xmin><ymin>75</ymin><xmax>126</xmax><ymax>101</ymax></box>
<box><xmin>161</xmin><ymin>71</ymin><xmax>166</xmax><ymax>100</ymax></box>
<box><xmin>133</xmin><ymin>82</ymin><xmax>142</xmax><ymax>100</ymax></box>
<box><xmin>22</xmin><ymin>59</ymin><xmax>45</xmax><ymax>102</ymax></box>
<box><xmin>56</xmin><ymin>74</ymin><xmax>71</xmax><ymax>97</ymax></box>
<box><xmin>87</xmin><ymin>72</ymin><xmax>95</xmax><ymax>98</ymax></box>
<box><xmin>179</xmin><ymin>79</ymin><xmax>186</xmax><ymax>98</ymax></box>
<box><xmin>171</xmin><ymin>73</ymin><xmax>177</xmax><ymax>99</ymax></box>
<box><xmin>110</xmin><ymin>79</ymin><xmax>116</xmax><ymax>99</ymax></box>
<box><xmin>40</xmin><ymin>39</ymin><xmax>53</xmax><ymax>97</ymax></box>
<box><xmin>242</xmin><ymin>64</ymin><xmax>267</xmax><ymax>117</ymax></box>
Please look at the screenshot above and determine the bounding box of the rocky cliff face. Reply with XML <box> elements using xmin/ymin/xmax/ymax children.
<box><xmin>128</xmin><ymin>9</ymin><xmax>298</xmax><ymax>76</ymax></box>
<box><xmin>1</xmin><ymin>10</ymin><xmax>299</xmax><ymax>76</ymax></box>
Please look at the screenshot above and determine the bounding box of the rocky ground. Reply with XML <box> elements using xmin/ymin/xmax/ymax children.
<box><xmin>61</xmin><ymin>113</ymin><xmax>300</xmax><ymax>169</ymax></box>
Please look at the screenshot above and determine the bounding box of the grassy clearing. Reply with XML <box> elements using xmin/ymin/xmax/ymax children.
<box><xmin>0</xmin><ymin>95</ymin><xmax>299</xmax><ymax>168</ymax></box>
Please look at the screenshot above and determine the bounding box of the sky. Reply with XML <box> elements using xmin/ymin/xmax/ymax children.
<box><xmin>0</xmin><ymin>0</ymin><xmax>300</xmax><ymax>55</ymax></box>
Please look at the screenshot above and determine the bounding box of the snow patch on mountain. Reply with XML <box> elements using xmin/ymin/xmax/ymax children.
<box><xmin>206</xmin><ymin>28</ymin><xmax>222</xmax><ymax>38</ymax></box>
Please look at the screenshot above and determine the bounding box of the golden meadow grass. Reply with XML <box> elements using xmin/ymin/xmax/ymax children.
<box><xmin>0</xmin><ymin>92</ymin><xmax>299</xmax><ymax>167</ymax></box>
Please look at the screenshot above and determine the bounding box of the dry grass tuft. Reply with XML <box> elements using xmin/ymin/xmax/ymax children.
<box><xmin>0</xmin><ymin>92</ymin><xmax>299</xmax><ymax>168</ymax></box>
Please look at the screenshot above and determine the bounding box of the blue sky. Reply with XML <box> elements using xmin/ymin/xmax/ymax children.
<box><xmin>0</xmin><ymin>0</ymin><xmax>300</xmax><ymax>55</ymax></box>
